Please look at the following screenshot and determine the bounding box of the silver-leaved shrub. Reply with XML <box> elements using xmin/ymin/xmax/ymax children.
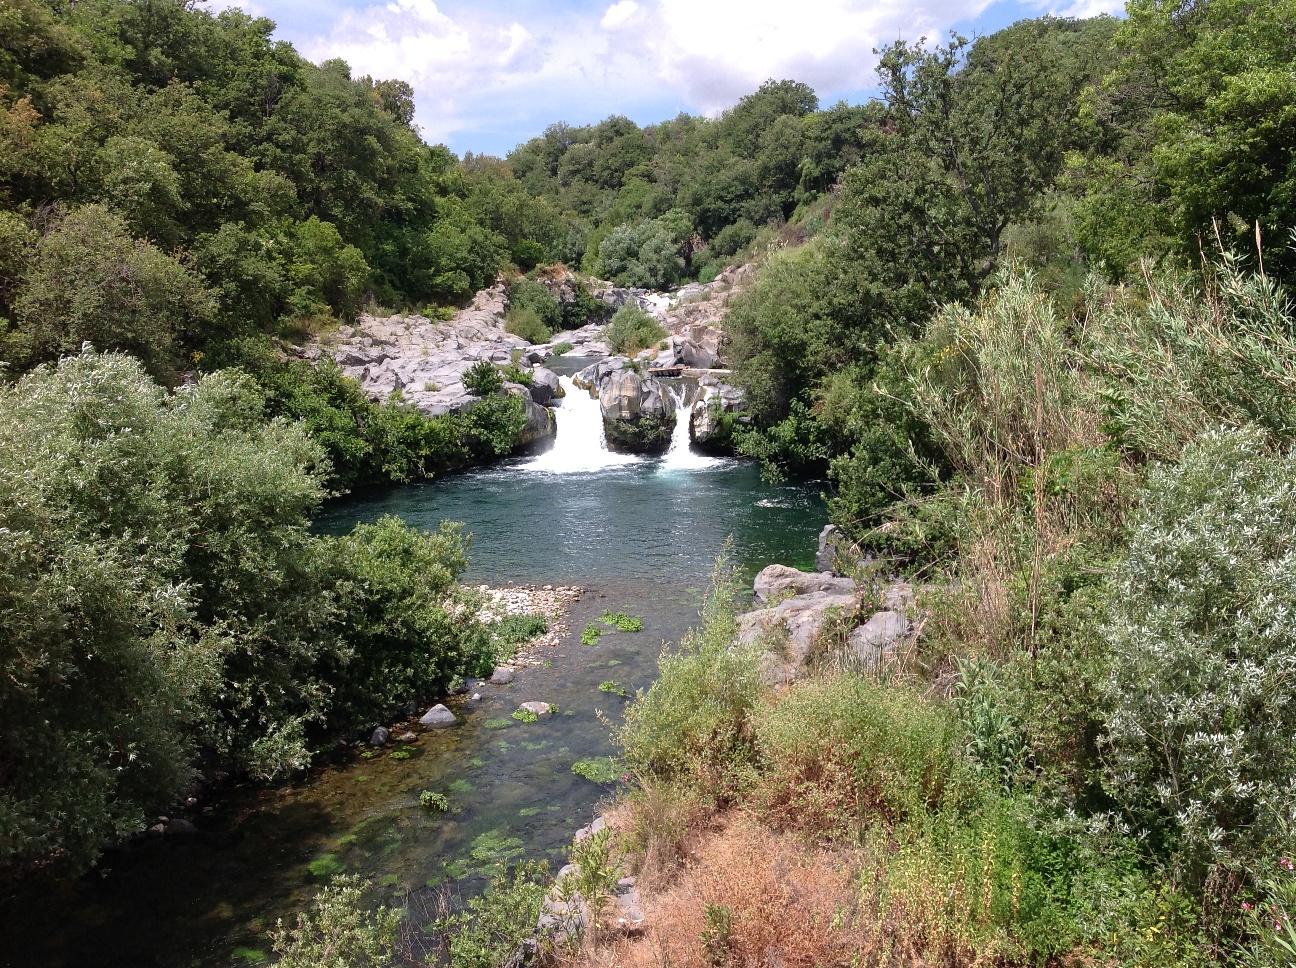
<box><xmin>1102</xmin><ymin>426</ymin><xmax>1296</xmax><ymax>881</ymax></box>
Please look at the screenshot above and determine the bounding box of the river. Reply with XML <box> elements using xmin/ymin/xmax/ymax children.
<box><xmin>0</xmin><ymin>360</ymin><xmax>825</xmax><ymax>967</ymax></box>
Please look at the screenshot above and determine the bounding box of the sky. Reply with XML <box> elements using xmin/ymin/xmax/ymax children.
<box><xmin>221</xmin><ymin>0</ymin><xmax>1126</xmax><ymax>157</ymax></box>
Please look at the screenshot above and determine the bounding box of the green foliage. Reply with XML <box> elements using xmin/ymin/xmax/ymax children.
<box><xmin>507</xmin><ymin>278</ymin><xmax>561</xmax><ymax>331</ymax></box>
<box><xmin>754</xmin><ymin>675</ymin><xmax>967</xmax><ymax>833</ymax></box>
<box><xmin>619</xmin><ymin>554</ymin><xmax>760</xmax><ymax>798</ymax></box>
<box><xmin>490</xmin><ymin>613</ymin><xmax>547</xmax><ymax>649</ymax></box>
<box><xmin>1237</xmin><ymin>848</ymin><xmax>1296</xmax><ymax>967</ymax></box>
<box><xmin>462</xmin><ymin>360</ymin><xmax>504</xmax><ymax>396</ymax></box>
<box><xmin>603</xmin><ymin>304</ymin><xmax>666</xmax><ymax>356</ymax></box>
<box><xmin>599</xmin><ymin>681</ymin><xmax>628</xmax><ymax>697</ymax></box>
<box><xmin>559</xmin><ymin>826</ymin><xmax>624</xmax><ymax>929</ymax></box>
<box><xmin>550</xmin><ymin>341</ymin><xmax>574</xmax><ymax>356</ymax></box>
<box><xmin>431</xmin><ymin>861</ymin><xmax>549</xmax><ymax>968</ymax></box>
<box><xmin>580</xmin><ymin>623</ymin><xmax>603</xmax><ymax>645</ymax></box>
<box><xmin>596</xmin><ymin>217</ymin><xmax>685</xmax><ymax>289</ymax></box>
<box><xmin>571</xmin><ymin>758</ymin><xmax>620</xmax><ymax>784</ymax></box>
<box><xmin>599</xmin><ymin>610</ymin><xmax>643</xmax><ymax>632</ymax></box>
<box><xmin>503</xmin><ymin>305</ymin><xmax>549</xmax><ymax>344</ymax></box>
<box><xmin>512</xmin><ymin>708</ymin><xmax>538</xmax><ymax>723</ymax></box>
<box><xmin>559</xmin><ymin>279</ymin><xmax>605</xmax><ymax>330</ymax></box>
<box><xmin>418</xmin><ymin>790</ymin><xmax>448</xmax><ymax>811</ymax></box>
<box><xmin>9</xmin><ymin>204</ymin><xmax>215</xmax><ymax>376</ymax></box>
<box><xmin>270</xmin><ymin>875</ymin><xmax>400</xmax><ymax>968</ymax></box>
<box><xmin>1101</xmin><ymin>426</ymin><xmax>1296</xmax><ymax>882</ymax></box>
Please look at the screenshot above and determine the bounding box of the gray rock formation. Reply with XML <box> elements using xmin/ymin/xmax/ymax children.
<box><xmin>737</xmin><ymin>591</ymin><xmax>860</xmax><ymax>685</ymax></box>
<box><xmin>848</xmin><ymin>610</ymin><xmax>909</xmax><ymax>665</ymax></box>
<box><xmin>369</xmin><ymin>726</ymin><xmax>390</xmax><ymax>746</ymax></box>
<box><xmin>689</xmin><ymin>375</ymin><xmax>744</xmax><ymax>450</ymax></box>
<box><xmin>529</xmin><ymin>366</ymin><xmax>561</xmax><ymax>405</ymax></box>
<box><xmin>575</xmin><ymin>357</ymin><xmax>674</xmax><ymax>453</ymax></box>
<box><xmin>419</xmin><ymin>704</ymin><xmax>458</xmax><ymax>728</ymax></box>
<box><xmin>753</xmin><ymin>563</ymin><xmax>857</xmax><ymax>603</ymax></box>
<box><xmin>517</xmin><ymin>701</ymin><xmax>553</xmax><ymax>718</ymax></box>
<box><xmin>489</xmin><ymin>665</ymin><xmax>515</xmax><ymax>685</ymax></box>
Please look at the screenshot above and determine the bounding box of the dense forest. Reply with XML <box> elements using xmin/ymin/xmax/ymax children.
<box><xmin>4</xmin><ymin>0</ymin><xmax>1296</xmax><ymax>965</ymax></box>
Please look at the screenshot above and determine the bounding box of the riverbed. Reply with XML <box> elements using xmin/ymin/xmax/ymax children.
<box><xmin>0</xmin><ymin>365</ymin><xmax>826</xmax><ymax>968</ymax></box>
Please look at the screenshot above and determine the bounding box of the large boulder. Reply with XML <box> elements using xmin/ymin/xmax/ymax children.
<box><xmin>753</xmin><ymin>564</ymin><xmax>857</xmax><ymax>603</ymax></box>
<box><xmin>507</xmin><ymin>385</ymin><xmax>557</xmax><ymax>449</ymax></box>
<box><xmin>576</xmin><ymin>357</ymin><xmax>674</xmax><ymax>453</ymax></box>
<box><xmin>529</xmin><ymin>366</ymin><xmax>562</xmax><ymax>405</ymax></box>
<box><xmin>737</xmin><ymin>591</ymin><xmax>860</xmax><ymax>685</ymax></box>
<box><xmin>689</xmin><ymin>377</ymin><xmax>744</xmax><ymax>451</ymax></box>
<box><xmin>848</xmin><ymin>610</ymin><xmax>909</xmax><ymax>666</ymax></box>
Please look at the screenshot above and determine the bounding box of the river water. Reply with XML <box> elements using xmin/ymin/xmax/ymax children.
<box><xmin>0</xmin><ymin>361</ymin><xmax>825</xmax><ymax>968</ymax></box>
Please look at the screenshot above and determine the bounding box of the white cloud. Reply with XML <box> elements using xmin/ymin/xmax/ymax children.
<box><xmin>600</xmin><ymin>1</ymin><xmax>642</xmax><ymax>30</ymax></box>
<box><xmin>296</xmin><ymin>0</ymin><xmax>1116</xmax><ymax>152</ymax></box>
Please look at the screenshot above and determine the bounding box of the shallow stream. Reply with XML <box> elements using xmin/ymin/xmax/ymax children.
<box><xmin>0</xmin><ymin>358</ymin><xmax>826</xmax><ymax>967</ymax></box>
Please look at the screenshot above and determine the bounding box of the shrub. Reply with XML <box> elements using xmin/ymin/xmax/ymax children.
<box><xmin>603</xmin><ymin>304</ymin><xmax>666</xmax><ymax>356</ymax></box>
<box><xmin>491</xmin><ymin>613</ymin><xmax>547</xmax><ymax>650</ymax></box>
<box><xmin>462</xmin><ymin>360</ymin><xmax>504</xmax><ymax>396</ymax></box>
<box><xmin>754</xmin><ymin>676</ymin><xmax>968</xmax><ymax>833</ymax></box>
<box><xmin>497</xmin><ymin>363</ymin><xmax>533</xmax><ymax>386</ymax></box>
<box><xmin>1101</xmin><ymin>425</ymin><xmax>1296</xmax><ymax>881</ymax></box>
<box><xmin>507</xmin><ymin>278</ymin><xmax>561</xmax><ymax>330</ymax></box>
<box><xmin>559</xmin><ymin>279</ymin><xmax>606</xmax><ymax>329</ymax></box>
<box><xmin>550</xmin><ymin>341</ymin><xmax>574</xmax><ymax>356</ymax></box>
<box><xmin>619</xmin><ymin>555</ymin><xmax>760</xmax><ymax>798</ymax></box>
<box><xmin>503</xmin><ymin>306</ymin><xmax>549</xmax><ymax>344</ymax></box>
<box><xmin>324</xmin><ymin>517</ymin><xmax>494</xmax><ymax>726</ymax></box>
<box><xmin>710</xmin><ymin>218</ymin><xmax>757</xmax><ymax>257</ymax></box>
<box><xmin>458</xmin><ymin>393</ymin><xmax>526</xmax><ymax>459</ymax></box>
<box><xmin>430</xmin><ymin>861</ymin><xmax>549</xmax><ymax>968</ymax></box>
<box><xmin>270</xmin><ymin>875</ymin><xmax>399</xmax><ymax>968</ymax></box>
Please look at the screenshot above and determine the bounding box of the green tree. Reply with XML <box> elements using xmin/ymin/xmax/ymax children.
<box><xmin>12</xmin><ymin>204</ymin><xmax>215</xmax><ymax>374</ymax></box>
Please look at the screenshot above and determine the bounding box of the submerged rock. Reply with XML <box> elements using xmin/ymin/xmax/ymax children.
<box><xmin>517</xmin><ymin>701</ymin><xmax>553</xmax><ymax>718</ymax></box>
<box><xmin>419</xmin><ymin>704</ymin><xmax>458</xmax><ymax>728</ymax></box>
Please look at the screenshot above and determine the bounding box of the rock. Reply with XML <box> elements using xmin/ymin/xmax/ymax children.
<box><xmin>397</xmin><ymin>731</ymin><xmax>418</xmax><ymax>743</ymax></box>
<box><xmin>369</xmin><ymin>726</ymin><xmax>390</xmax><ymax>746</ymax></box>
<box><xmin>848</xmin><ymin>610</ymin><xmax>910</xmax><ymax>665</ymax></box>
<box><xmin>737</xmin><ymin>591</ymin><xmax>860</xmax><ymax>685</ymax></box>
<box><xmin>419</xmin><ymin>704</ymin><xmax>458</xmax><ymax>728</ymax></box>
<box><xmin>166</xmin><ymin>818</ymin><xmax>197</xmax><ymax>836</ymax></box>
<box><xmin>529</xmin><ymin>366</ymin><xmax>561</xmax><ymax>405</ymax></box>
<box><xmin>753</xmin><ymin>563</ymin><xmax>856</xmax><ymax>603</ymax></box>
<box><xmin>817</xmin><ymin>524</ymin><xmax>843</xmax><ymax>573</ymax></box>
<box><xmin>575</xmin><ymin>816</ymin><xmax>607</xmax><ymax>842</ymax></box>
<box><xmin>689</xmin><ymin>379</ymin><xmax>744</xmax><ymax>451</ymax></box>
<box><xmin>490</xmin><ymin>665</ymin><xmax>515</xmax><ymax>685</ymax></box>
<box><xmin>471</xmin><ymin>692</ymin><xmax>482</xmax><ymax>701</ymax></box>
<box><xmin>147</xmin><ymin>823</ymin><xmax>166</xmax><ymax>837</ymax></box>
<box><xmin>581</xmin><ymin>358</ymin><xmax>673</xmax><ymax>453</ymax></box>
<box><xmin>517</xmin><ymin>701</ymin><xmax>553</xmax><ymax>718</ymax></box>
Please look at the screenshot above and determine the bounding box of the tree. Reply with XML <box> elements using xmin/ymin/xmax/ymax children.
<box><xmin>12</xmin><ymin>204</ymin><xmax>215</xmax><ymax>374</ymax></box>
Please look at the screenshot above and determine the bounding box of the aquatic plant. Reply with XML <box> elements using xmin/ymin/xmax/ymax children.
<box><xmin>599</xmin><ymin>680</ymin><xmax>629</xmax><ymax>697</ymax></box>
<box><xmin>512</xmin><ymin>708</ymin><xmax>538</xmax><ymax>723</ymax></box>
<box><xmin>483</xmin><ymin>718</ymin><xmax>512</xmax><ymax>730</ymax></box>
<box><xmin>600</xmin><ymin>610</ymin><xmax>644</xmax><ymax>632</ymax></box>
<box><xmin>419</xmin><ymin>790</ymin><xmax>449</xmax><ymax>811</ymax></box>
<box><xmin>581</xmin><ymin>624</ymin><xmax>604</xmax><ymax>645</ymax></box>
<box><xmin>572</xmin><ymin>758</ymin><xmax>620</xmax><ymax>784</ymax></box>
<box><xmin>306</xmin><ymin>853</ymin><xmax>346</xmax><ymax>878</ymax></box>
<box><xmin>388</xmin><ymin>748</ymin><xmax>413</xmax><ymax>760</ymax></box>
<box><xmin>447</xmin><ymin>779</ymin><xmax>474</xmax><ymax>795</ymax></box>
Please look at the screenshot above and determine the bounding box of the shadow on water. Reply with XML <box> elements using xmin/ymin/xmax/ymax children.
<box><xmin>0</xmin><ymin>364</ymin><xmax>826</xmax><ymax>968</ymax></box>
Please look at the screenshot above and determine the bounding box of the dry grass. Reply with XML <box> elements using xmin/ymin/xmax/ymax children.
<box><xmin>574</xmin><ymin>818</ymin><xmax>858</xmax><ymax>968</ymax></box>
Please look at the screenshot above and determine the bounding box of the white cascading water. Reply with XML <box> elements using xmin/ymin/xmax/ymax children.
<box><xmin>523</xmin><ymin>376</ymin><xmax>641</xmax><ymax>473</ymax></box>
<box><xmin>661</xmin><ymin>385</ymin><xmax>720</xmax><ymax>470</ymax></box>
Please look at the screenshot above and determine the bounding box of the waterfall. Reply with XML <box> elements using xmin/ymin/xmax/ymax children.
<box><xmin>661</xmin><ymin>385</ymin><xmax>720</xmax><ymax>471</ymax></box>
<box><xmin>523</xmin><ymin>376</ymin><xmax>641</xmax><ymax>473</ymax></box>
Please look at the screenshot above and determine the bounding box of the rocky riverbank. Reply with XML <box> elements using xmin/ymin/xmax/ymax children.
<box><xmin>296</xmin><ymin>264</ymin><xmax>756</xmax><ymax>455</ymax></box>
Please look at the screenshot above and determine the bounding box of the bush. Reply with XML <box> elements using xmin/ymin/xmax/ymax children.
<box><xmin>323</xmin><ymin>517</ymin><xmax>494</xmax><ymax>726</ymax></box>
<box><xmin>462</xmin><ymin>360</ymin><xmax>504</xmax><ymax>396</ymax></box>
<box><xmin>754</xmin><ymin>676</ymin><xmax>969</xmax><ymax>833</ymax></box>
<box><xmin>1101</xmin><ymin>425</ymin><xmax>1296</xmax><ymax>882</ymax></box>
<box><xmin>603</xmin><ymin>304</ymin><xmax>666</xmax><ymax>356</ymax></box>
<box><xmin>507</xmin><ymin>278</ymin><xmax>561</xmax><ymax>330</ymax></box>
<box><xmin>596</xmin><ymin>218</ymin><xmax>685</xmax><ymax>290</ymax></box>
<box><xmin>503</xmin><ymin>306</ymin><xmax>550</xmax><ymax>344</ymax></box>
<box><xmin>619</xmin><ymin>556</ymin><xmax>760</xmax><ymax>798</ymax></box>
<box><xmin>430</xmin><ymin>861</ymin><xmax>549</xmax><ymax>968</ymax></box>
<box><xmin>550</xmin><ymin>341</ymin><xmax>574</xmax><ymax>356</ymax></box>
<box><xmin>710</xmin><ymin>218</ymin><xmax>757</xmax><ymax>257</ymax></box>
<box><xmin>559</xmin><ymin>279</ymin><xmax>606</xmax><ymax>329</ymax></box>
<box><xmin>271</xmin><ymin>875</ymin><xmax>399</xmax><ymax>968</ymax></box>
